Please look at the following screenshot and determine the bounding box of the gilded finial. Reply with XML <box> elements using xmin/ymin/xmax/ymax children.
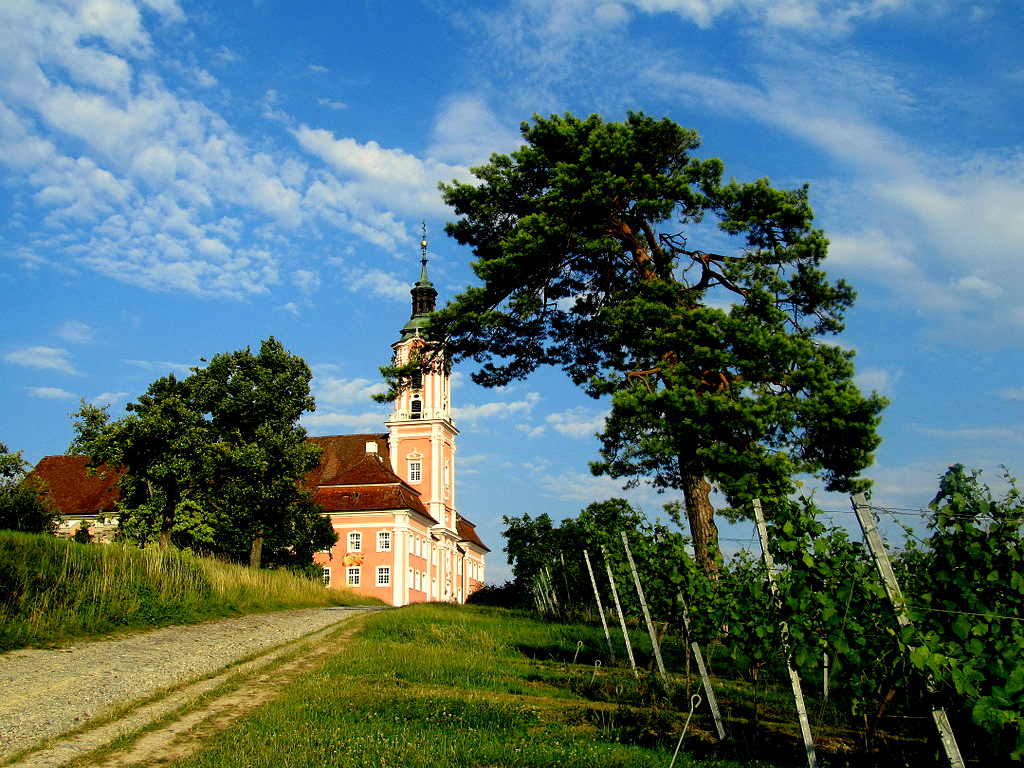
<box><xmin>420</xmin><ymin>219</ymin><xmax>428</xmax><ymax>264</ymax></box>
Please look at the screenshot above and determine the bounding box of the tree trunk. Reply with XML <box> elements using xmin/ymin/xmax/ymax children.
<box><xmin>157</xmin><ymin>482</ymin><xmax>174</xmax><ymax>549</ymax></box>
<box><xmin>249</xmin><ymin>533</ymin><xmax>263</xmax><ymax>569</ymax></box>
<box><xmin>680</xmin><ymin>473</ymin><xmax>720</xmax><ymax>576</ymax></box>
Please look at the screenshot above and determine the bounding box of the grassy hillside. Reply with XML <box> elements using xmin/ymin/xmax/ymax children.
<box><xmin>175</xmin><ymin>603</ymin><xmax>769</xmax><ymax>768</ymax></box>
<box><xmin>164</xmin><ymin>604</ymin><xmax>941</xmax><ymax>768</ymax></box>
<box><xmin>0</xmin><ymin>530</ymin><xmax>380</xmax><ymax>650</ymax></box>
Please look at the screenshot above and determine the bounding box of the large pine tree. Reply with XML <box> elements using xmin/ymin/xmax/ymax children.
<box><xmin>429</xmin><ymin>111</ymin><xmax>885</xmax><ymax>572</ymax></box>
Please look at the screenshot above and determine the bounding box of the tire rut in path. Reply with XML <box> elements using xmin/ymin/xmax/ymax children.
<box><xmin>2</xmin><ymin>610</ymin><xmax>373</xmax><ymax>768</ymax></box>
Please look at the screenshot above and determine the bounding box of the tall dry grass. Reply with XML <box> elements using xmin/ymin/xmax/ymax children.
<box><xmin>0</xmin><ymin>531</ymin><xmax>380</xmax><ymax>650</ymax></box>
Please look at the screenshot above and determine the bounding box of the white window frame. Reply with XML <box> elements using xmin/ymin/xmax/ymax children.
<box><xmin>377</xmin><ymin>530</ymin><xmax>391</xmax><ymax>551</ymax></box>
<box><xmin>408</xmin><ymin>461</ymin><xmax>421</xmax><ymax>483</ymax></box>
<box><xmin>347</xmin><ymin>532</ymin><xmax>361</xmax><ymax>552</ymax></box>
<box><xmin>347</xmin><ymin>567</ymin><xmax>360</xmax><ymax>586</ymax></box>
<box><xmin>377</xmin><ymin>566</ymin><xmax>391</xmax><ymax>587</ymax></box>
<box><xmin>321</xmin><ymin>567</ymin><xmax>331</xmax><ymax>587</ymax></box>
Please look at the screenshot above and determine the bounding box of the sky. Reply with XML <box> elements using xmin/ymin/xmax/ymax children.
<box><xmin>2</xmin><ymin>0</ymin><xmax>1022</xmax><ymax>584</ymax></box>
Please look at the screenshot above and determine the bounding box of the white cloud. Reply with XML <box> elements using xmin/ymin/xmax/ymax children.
<box><xmin>912</xmin><ymin>424</ymin><xmax>1021</xmax><ymax>443</ymax></box>
<box><xmin>5</xmin><ymin>346</ymin><xmax>76</xmax><ymax>374</ymax></box>
<box><xmin>855</xmin><ymin>367</ymin><xmax>898</xmax><ymax>397</ymax></box>
<box><xmin>316</xmin><ymin>97</ymin><xmax>345</xmax><ymax>110</ymax></box>
<box><xmin>312</xmin><ymin>375</ymin><xmax>387</xmax><ymax>408</ymax></box>
<box><xmin>429</xmin><ymin>96</ymin><xmax>521</xmax><ymax>166</ymax></box>
<box><xmin>92</xmin><ymin>391</ymin><xmax>129</xmax><ymax>408</ymax></box>
<box><xmin>292</xmin><ymin>125</ymin><xmax>468</xmax><ymax>220</ymax></box>
<box><xmin>638</xmin><ymin>46</ymin><xmax>1024</xmax><ymax>347</ymax></box>
<box><xmin>453</xmin><ymin>392</ymin><xmax>542</xmax><ymax>426</ymax></box>
<box><xmin>302</xmin><ymin>410</ymin><xmax>391</xmax><ymax>433</ymax></box>
<box><xmin>293</xmin><ymin>269</ymin><xmax>321</xmax><ymax>294</ymax></box>
<box><xmin>526</xmin><ymin>463</ymin><xmax>663</xmax><ymax>507</ymax></box>
<box><xmin>0</xmin><ymin>0</ymin><xmax>448</xmax><ymax>298</ymax></box>
<box><xmin>28</xmin><ymin>386</ymin><xmax>77</xmax><ymax>399</ymax></box>
<box><xmin>346</xmin><ymin>269</ymin><xmax>411</xmax><ymax>302</ymax></box>
<box><xmin>58</xmin><ymin>320</ymin><xmax>95</xmax><ymax>344</ymax></box>
<box><xmin>546</xmin><ymin>406</ymin><xmax>608</xmax><ymax>439</ymax></box>
<box><xmin>124</xmin><ymin>358</ymin><xmax>193</xmax><ymax>376</ymax></box>
<box><xmin>1000</xmin><ymin>387</ymin><xmax>1024</xmax><ymax>403</ymax></box>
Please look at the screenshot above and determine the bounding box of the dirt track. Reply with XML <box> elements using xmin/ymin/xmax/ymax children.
<box><xmin>0</xmin><ymin>607</ymin><xmax>379</xmax><ymax>767</ymax></box>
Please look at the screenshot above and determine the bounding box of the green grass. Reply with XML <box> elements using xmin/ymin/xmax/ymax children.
<box><xmin>174</xmin><ymin>604</ymin><xmax>786</xmax><ymax>768</ymax></box>
<box><xmin>0</xmin><ymin>530</ymin><xmax>381</xmax><ymax>650</ymax></box>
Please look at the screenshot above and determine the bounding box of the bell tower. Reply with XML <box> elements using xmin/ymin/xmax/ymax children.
<box><xmin>386</xmin><ymin>227</ymin><xmax>460</xmax><ymax>600</ymax></box>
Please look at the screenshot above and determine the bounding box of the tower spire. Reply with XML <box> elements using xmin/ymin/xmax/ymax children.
<box><xmin>401</xmin><ymin>220</ymin><xmax>438</xmax><ymax>339</ymax></box>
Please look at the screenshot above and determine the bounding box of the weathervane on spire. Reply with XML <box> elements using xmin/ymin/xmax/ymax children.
<box><xmin>420</xmin><ymin>219</ymin><xmax>428</xmax><ymax>266</ymax></box>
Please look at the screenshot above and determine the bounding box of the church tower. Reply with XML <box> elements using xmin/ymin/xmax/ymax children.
<box><xmin>386</xmin><ymin>228</ymin><xmax>463</xmax><ymax>600</ymax></box>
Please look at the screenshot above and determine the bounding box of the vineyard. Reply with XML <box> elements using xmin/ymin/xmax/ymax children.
<box><xmin>493</xmin><ymin>465</ymin><xmax>1024</xmax><ymax>766</ymax></box>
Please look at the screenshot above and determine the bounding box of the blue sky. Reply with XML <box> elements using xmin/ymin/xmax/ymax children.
<box><xmin>2</xmin><ymin>0</ymin><xmax>1022</xmax><ymax>583</ymax></box>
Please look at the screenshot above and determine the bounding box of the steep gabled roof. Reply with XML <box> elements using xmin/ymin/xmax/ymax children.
<box><xmin>305</xmin><ymin>435</ymin><xmax>435</xmax><ymax>522</ymax></box>
<box><xmin>456</xmin><ymin>515</ymin><xmax>490</xmax><ymax>552</ymax></box>
<box><xmin>30</xmin><ymin>456</ymin><xmax>122</xmax><ymax>518</ymax></box>
<box><xmin>315</xmin><ymin>484</ymin><xmax>432</xmax><ymax>519</ymax></box>
<box><xmin>306</xmin><ymin>434</ymin><xmax>390</xmax><ymax>486</ymax></box>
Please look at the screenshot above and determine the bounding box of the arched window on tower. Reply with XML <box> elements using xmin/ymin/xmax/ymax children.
<box><xmin>411</xmin><ymin>398</ymin><xmax>422</xmax><ymax>419</ymax></box>
<box><xmin>411</xmin><ymin>367</ymin><xmax>423</xmax><ymax>390</ymax></box>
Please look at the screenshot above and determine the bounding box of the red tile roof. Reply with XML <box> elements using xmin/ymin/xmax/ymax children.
<box><xmin>30</xmin><ymin>434</ymin><xmax>473</xmax><ymax>540</ymax></box>
<box><xmin>456</xmin><ymin>515</ymin><xmax>490</xmax><ymax>552</ymax></box>
<box><xmin>30</xmin><ymin>456</ymin><xmax>122</xmax><ymax>518</ymax></box>
<box><xmin>306</xmin><ymin>434</ymin><xmax>390</xmax><ymax>485</ymax></box>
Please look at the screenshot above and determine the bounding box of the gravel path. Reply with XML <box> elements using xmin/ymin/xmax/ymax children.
<box><xmin>0</xmin><ymin>607</ymin><xmax>378</xmax><ymax>761</ymax></box>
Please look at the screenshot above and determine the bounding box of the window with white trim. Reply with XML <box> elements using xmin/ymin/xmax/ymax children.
<box><xmin>321</xmin><ymin>567</ymin><xmax>331</xmax><ymax>587</ymax></box>
<box><xmin>346</xmin><ymin>567</ymin><xmax>360</xmax><ymax>586</ymax></box>
<box><xmin>377</xmin><ymin>531</ymin><xmax>391</xmax><ymax>551</ymax></box>
<box><xmin>408</xmin><ymin>461</ymin><xmax>421</xmax><ymax>483</ymax></box>
<box><xmin>377</xmin><ymin>566</ymin><xmax>391</xmax><ymax>587</ymax></box>
<box><xmin>347</xmin><ymin>532</ymin><xmax>361</xmax><ymax>551</ymax></box>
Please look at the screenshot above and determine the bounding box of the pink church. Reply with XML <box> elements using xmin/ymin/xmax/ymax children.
<box><xmin>29</xmin><ymin>240</ymin><xmax>487</xmax><ymax>607</ymax></box>
<box><xmin>309</xmin><ymin>243</ymin><xmax>488</xmax><ymax>604</ymax></box>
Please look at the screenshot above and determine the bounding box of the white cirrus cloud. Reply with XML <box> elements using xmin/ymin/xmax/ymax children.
<box><xmin>58</xmin><ymin>320</ymin><xmax>96</xmax><ymax>344</ymax></box>
<box><xmin>5</xmin><ymin>346</ymin><xmax>77</xmax><ymax>374</ymax></box>
<box><xmin>28</xmin><ymin>386</ymin><xmax>77</xmax><ymax>399</ymax></box>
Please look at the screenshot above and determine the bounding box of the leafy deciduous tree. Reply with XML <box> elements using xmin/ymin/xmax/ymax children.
<box><xmin>0</xmin><ymin>442</ymin><xmax>61</xmax><ymax>534</ymax></box>
<box><xmin>429</xmin><ymin>111</ymin><xmax>886</xmax><ymax>572</ymax></box>
<box><xmin>74</xmin><ymin>338</ymin><xmax>333</xmax><ymax>566</ymax></box>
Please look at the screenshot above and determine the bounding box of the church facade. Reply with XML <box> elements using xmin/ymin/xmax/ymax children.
<box><xmin>29</xmin><ymin>240</ymin><xmax>487</xmax><ymax>607</ymax></box>
<box><xmin>310</xmin><ymin>241</ymin><xmax>488</xmax><ymax>605</ymax></box>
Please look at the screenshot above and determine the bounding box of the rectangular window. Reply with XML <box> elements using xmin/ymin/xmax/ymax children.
<box><xmin>321</xmin><ymin>567</ymin><xmax>331</xmax><ymax>587</ymax></box>
<box><xmin>347</xmin><ymin>532</ymin><xmax>361</xmax><ymax>551</ymax></box>
<box><xmin>377</xmin><ymin>530</ymin><xmax>391</xmax><ymax>551</ymax></box>
<box><xmin>408</xmin><ymin>461</ymin><xmax>421</xmax><ymax>483</ymax></box>
<box><xmin>377</xmin><ymin>567</ymin><xmax>391</xmax><ymax>587</ymax></box>
<box><xmin>347</xmin><ymin>567</ymin><xmax>360</xmax><ymax>586</ymax></box>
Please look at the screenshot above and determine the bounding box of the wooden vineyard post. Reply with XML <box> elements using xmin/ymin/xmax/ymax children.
<box><xmin>851</xmin><ymin>493</ymin><xmax>966</xmax><ymax>768</ymax></box>
<box><xmin>752</xmin><ymin>499</ymin><xmax>818</xmax><ymax>768</ymax></box>
<box><xmin>601</xmin><ymin>545</ymin><xmax>638</xmax><ymax>675</ymax></box>
<box><xmin>620</xmin><ymin>531</ymin><xmax>669</xmax><ymax>684</ymax></box>
<box><xmin>584</xmin><ymin>549</ymin><xmax>616</xmax><ymax>661</ymax></box>
<box><xmin>536</xmin><ymin>569</ymin><xmax>556</xmax><ymax>616</ymax></box>
<box><xmin>559</xmin><ymin>553</ymin><xmax>573</xmax><ymax>607</ymax></box>
<box><xmin>544</xmin><ymin>566</ymin><xmax>565</xmax><ymax>620</ymax></box>
<box><xmin>677</xmin><ymin>590</ymin><xmax>727</xmax><ymax>740</ymax></box>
